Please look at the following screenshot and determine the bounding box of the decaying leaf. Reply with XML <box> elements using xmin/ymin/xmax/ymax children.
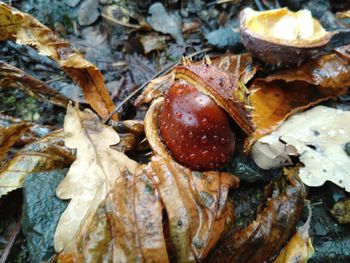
<box><xmin>59</xmin><ymin>154</ymin><xmax>238</xmax><ymax>262</ymax></box>
<box><xmin>0</xmin><ymin>2</ymin><xmax>117</xmax><ymax>120</ymax></box>
<box><xmin>207</xmin><ymin>167</ymin><xmax>306</xmax><ymax>263</ymax></box>
<box><xmin>0</xmin><ymin>61</ymin><xmax>69</xmax><ymax>108</ymax></box>
<box><xmin>59</xmin><ymin>163</ymin><xmax>167</xmax><ymax>263</ymax></box>
<box><xmin>251</xmin><ymin>106</ymin><xmax>350</xmax><ymax>192</ymax></box>
<box><xmin>0</xmin><ymin>130</ymin><xmax>74</xmax><ymax>197</ymax></box>
<box><xmin>54</xmin><ymin>104</ymin><xmax>138</xmax><ymax>253</ymax></box>
<box><xmin>248</xmin><ymin>80</ymin><xmax>347</xmax><ymax>147</ymax></box>
<box><xmin>330</xmin><ymin>198</ymin><xmax>350</xmax><ymax>224</ymax></box>
<box><xmin>273</xmin><ymin>202</ymin><xmax>314</xmax><ymax>263</ymax></box>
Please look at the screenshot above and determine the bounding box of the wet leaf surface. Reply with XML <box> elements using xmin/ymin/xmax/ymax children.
<box><xmin>59</xmin><ymin>154</ymin><xmax>238</xmax><ymax>262</ymax></box>
<box><xmin>0</xmin><ymin>130</ymin><xmax>74</xmax><ymax>198</ymax></box>
<box><xmin>265</xmin><ymin>49</ymin><xmax>350</xmax><ymax>88</ymax></box>
<box><xmin>147</xmin><ymin>3</ymin><xmax>184</xmax><ymax>45</ymax></box>
<box><xmin>207</xmin><ymin>167</ymin><xmax>306</xmax><ymax>263</ymax></box>
<box><xmin>273</xmin><ymin>203</ymin><xmax>314</xmax><ymax>263</ymax></box>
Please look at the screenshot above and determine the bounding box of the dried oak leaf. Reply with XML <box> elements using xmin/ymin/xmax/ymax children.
<box><xmin>0</xmin><ymin>2</ymin><xmax>117</xmax><ymax>120</ymax></box>
<box><xmin>0</xmin><ymin>61</ymin><xmax>69</xmax><ymax>108</ymax></box>
<box><xmin>0</xmin><ymin>130</ymin><xmax>74</xmax><ymax>197</ymax></box>
<box><xmin>207</xmin><ymin>167</ymin><xmax>306</xmax><ymax>263</ymax></box>
<box><xmin>54</xmin><ymin>104</ymin><xmax>138</xmax><ymax>253</ymax></box>
<box><xmin>59</xmin><ymin>162</ymin><xmax>167</xmax><ymax>263</ymax></box>
<box><xmin>59</xmin><ymin>154</ymin><xmax>238</xmax><ymax>263</ymax></box>
<box><xmin>251</xmin><ymin>106</ymin><xmax>350</xmax><ymax>192</ymax></box>
<box><xmin>273</xmin><ymin>202</ymin><xmax>314</xmax><ymax>263</ymax></box>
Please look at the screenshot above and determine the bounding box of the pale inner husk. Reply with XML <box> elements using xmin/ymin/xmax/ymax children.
<box><xmin>243</xmin><ymin>7</ymin><xmax>329</xmax><ymax>46</ymax></box>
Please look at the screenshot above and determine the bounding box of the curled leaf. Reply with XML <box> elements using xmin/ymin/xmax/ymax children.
<box><xmin>0</xmin><ymin>2</ymin><xmax>117</xmax><ymax>120</ymax></box>
<box><xmin>151</xmin><ymin>155</ymin><xmax>238</xmax><ymax>262</ymax></box>
<box><xmin>59</xmin><ymin>154</ymin><xmax>238</xmax><ymax>263</ymax></box>
<box><xmin>54</xmin><ymin>104</ymin><xmax>138</xmax><ymax>253</ymax></box>
<box><xmin>207</xmin><ymin>167</ymin><xmax>306</xmax><ymax>263</ymax></box>
<box><xmin>61</xmin><ymin>165</ymin><xmax>169</xmax><ymax>263</ymax></box>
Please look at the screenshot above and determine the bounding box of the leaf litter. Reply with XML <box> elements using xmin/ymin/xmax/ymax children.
<box><xmin>0</xmin><ymin>0</ymin><xmax>350</xmax><ymax>262</ymax></box>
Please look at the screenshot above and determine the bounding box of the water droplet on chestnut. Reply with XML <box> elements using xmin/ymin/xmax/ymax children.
<box><xmin>159</xmin><ymin>81</ymin><xmax>236</xmax><ymax>170</ymax></box>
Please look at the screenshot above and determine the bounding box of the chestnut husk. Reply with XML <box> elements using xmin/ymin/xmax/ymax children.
<box><xmin>240</xmin><ymin>8</ymin><xmax>334</xmax><ymax>65</ymax></box>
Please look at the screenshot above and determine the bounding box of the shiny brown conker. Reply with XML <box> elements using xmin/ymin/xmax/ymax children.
<box><xmin>159</xmin><ymin>80</ymin><xmax>236</xmax><ymax>171</ymax></box>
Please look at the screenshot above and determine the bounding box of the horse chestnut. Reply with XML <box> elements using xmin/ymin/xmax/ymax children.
<box><xmin>159</xmin><ymin>81</ymin><xmax>236</xmax><ymax>170</ymax></box>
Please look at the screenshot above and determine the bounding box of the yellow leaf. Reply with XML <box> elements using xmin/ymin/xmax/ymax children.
<box><xmin>0</xmin><ymin>130</ymin><xmax>74</xmax><ymax>197</ymax></box>
<box><xmin>54</xmin><ymin>104</ymin><xmax>138</xmax><ymax>253</ymax></box>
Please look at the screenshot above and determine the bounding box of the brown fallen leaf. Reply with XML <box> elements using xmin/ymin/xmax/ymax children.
<box><xmin>152</xmin><ymin>156</ymin><xmax>238</xmax><ymax>262</ymax></box>
<box><xmin>247</xmin><ymin>80</ymin><xmax>347</xmax><ymax>147</ymax></box>
<box><xmin>207</xmin><ymin>167</ymin><xmax>306</xmax><ymax>263</ymax></box>
<box><xmin>0</xmin><ymin>130</ymin><xmax>74</xmax><ymax>198</ymax></box>
<box><xmin>0</xmin><ymin>2</ymin><xmax>117</xmax><ymax>120</ymax></box>
<box><xmin>58</xmin><ymin>154</ymin><xmax>238</xmax><ymax>263</ymax></box>
<box><xmin>54</xmin><ymin>104</ymin><xmax>138</xmax><ymax>253</ymax></box>
<box><xmin>59</xmin><ymin>164</ymin><xmax>169</xmax><ymax>263</ymax></box>
<box><xmin>0</xmin><ymin>61</ymin><xmax>69</xmax><ymax>108</ymax></box>
<box><xmin>273</xmin><ymin>201</ymin><xmax>314</xmax><ymax>263</ymax></box>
